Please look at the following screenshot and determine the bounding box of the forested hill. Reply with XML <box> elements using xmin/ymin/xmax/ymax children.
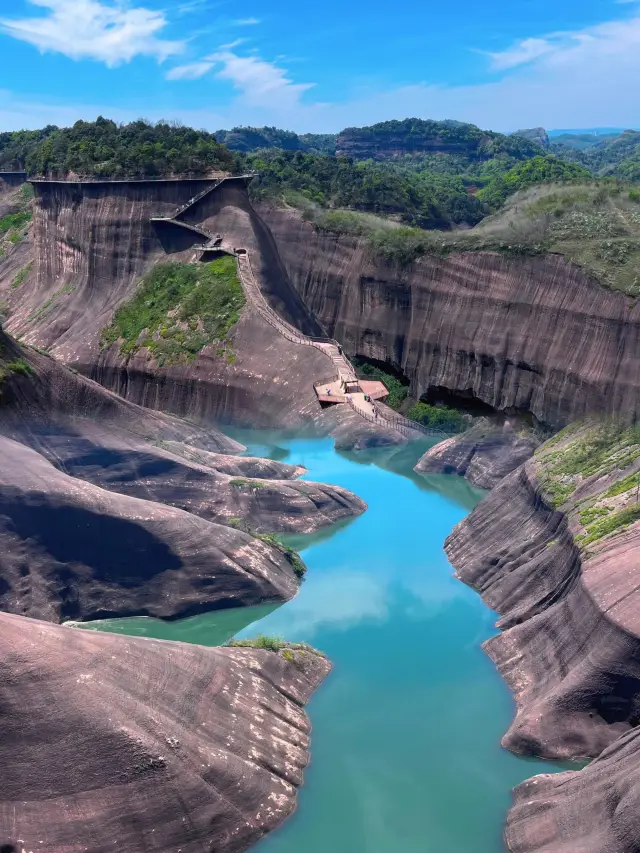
<box><xmin>335</xmin><ymin>117</ymin><xmax>545</xmax><ymax>161</ymax></box>
<box><xmin>0</xmin><ymin>117</ymin><xmax>236</xmax><ymax>178</ymax></box>
<box><xmin>215</xmin><ymin>126</ymin><xmax>336</xmax><ymax>155</ymax></box>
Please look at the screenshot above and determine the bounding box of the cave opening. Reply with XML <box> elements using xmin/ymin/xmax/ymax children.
<box><xmin>422</xmin><ymin>385</ymin><xmax>497</xmax><ymax>419</ymax></box>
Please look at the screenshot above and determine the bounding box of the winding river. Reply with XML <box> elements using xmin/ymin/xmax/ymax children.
<box><xmin>86</xmin><ymin>433</ymin><xmax>556</xmax><ymax>852</ymax></box>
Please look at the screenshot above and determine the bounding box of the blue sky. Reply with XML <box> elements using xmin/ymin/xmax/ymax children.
<box><xmin>0</xmin><ymin>0</ymin><xmax>639</xmax><ymax>133</ymax></box>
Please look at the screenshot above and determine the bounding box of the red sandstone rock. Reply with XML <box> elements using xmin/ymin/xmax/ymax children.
<box><xmin>0</xmin><ymin>610</ymin><xmax>330</xmax><ymax>853</ymax></box>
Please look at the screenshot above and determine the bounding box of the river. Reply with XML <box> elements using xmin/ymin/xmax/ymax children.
<box><xmin>84</xmin><ymin>432</ymin><xmax>556</xmax><ymax>852</ymax></box>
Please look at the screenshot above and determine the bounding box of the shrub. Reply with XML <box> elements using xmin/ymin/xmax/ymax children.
<box><xmin>406</xmin><ymin>401</ymin><xmax>466</xmax><ymax>432</ymax></box>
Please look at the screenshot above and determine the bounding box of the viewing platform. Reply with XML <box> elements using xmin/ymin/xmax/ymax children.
<box><xmin>314</xmin><ymin>378</ymin><xmax>389</xmax><ymax>404</ymax></box>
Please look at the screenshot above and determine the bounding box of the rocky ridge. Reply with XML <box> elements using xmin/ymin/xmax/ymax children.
<box><xmin>446</xmin><ymin>422</ymin><xmax>640</xmax><ymax>851</ymax></box>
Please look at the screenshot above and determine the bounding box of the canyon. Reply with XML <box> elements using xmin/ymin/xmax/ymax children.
<box><xmin>2</xmin><ymin>167</ymin><xmax>640</xmax><ymax>853</ymax></box>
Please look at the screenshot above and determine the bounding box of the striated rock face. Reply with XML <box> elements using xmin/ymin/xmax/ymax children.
<box><xmin>258</xmin><ymin>205</ymin><xmax>640</xmax><ymax>429</ymax></box>
<box><xmin>445</xmin><ymin>427</ymin><xmax>640</xmax><ymax>762</ymax></box>
<box><xmin>0</xmin><ymin>433</ymin><xmax>301</xmax><ymax>623</ymax></box>
<box><xmin>506</xmin><ymin>727</ymin><xmax>640</xmax><ymax>853</ymax></box>
<box><xmin>415</xmin><ymin>419</ymin><xmax>539</xmax><ymax>489</ymax></box>
<box><xmin>0</xmin><ymin>331</ymin><xmax>366</xmax><ymax>620</ymax></box>
<box><xmin>0</xmin><ymin>609</ymin><xmax>330</xmax><ymax>853</ymax></box>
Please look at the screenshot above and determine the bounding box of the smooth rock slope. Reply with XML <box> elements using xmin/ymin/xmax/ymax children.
<box><xmin>0</xmin><ymin>610</ymin><xmax>330</xmax><ymax>853</ymax></box>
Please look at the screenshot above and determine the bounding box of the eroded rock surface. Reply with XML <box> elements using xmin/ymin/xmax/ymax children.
<box><xmin>506</xmin><ymin>728</ymin><xmax>640</xmax><ymax>853</ymax></box>
<box><xmin>0</xmin><ymin>610</ymin><xmax>330</xmax><ymax>853</ymax></box>
<box><xmin>415</xmin><ymin>419</ymin><xmax>539</xmax><ymax>489</ymax></box>
<box><xmin>446</xmin><ymin>424</ymin><xmax>640</xmax><ymax>761</ymax></box>
<box><xmin>259</xmin><ymin>204</ymin><xmax>640</xmax><ymax>428</ymax></box>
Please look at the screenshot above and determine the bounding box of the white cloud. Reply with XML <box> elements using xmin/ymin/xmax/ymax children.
<box><xmin>4</xmin><ymin>7</ymin><xmax>640</xmax><ymax>134</ymax></box>
<box><xmin>0</xmin><ymin>0</ymin><xmax>184</xmax><ymax>66</ymax></box>
<box><xmin>166</xmin><ymin>60</ymin><xmax>213</xmax><ymax>80</ymax></box>
<box><xmin>487</xmin><ymin>37</ymin><xmax>555</xmax><ymax>70</ymax></box>
<box><xmin>206</xmin><ymin>49</ymin><xmax>314</xmax><ymax>107</ymax></box>
<box><xmin>233</xmin><ymin>17</ymin><xmax>260</xmax><ymax>25</ymax></box>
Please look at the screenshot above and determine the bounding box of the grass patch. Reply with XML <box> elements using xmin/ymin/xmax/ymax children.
<box><xmin>579</xmin><ymin>504</ymin><xmax>640</xmax><ymax>546</ymax></box>
<box><xmin>11</xmin><ymin>262</ymin><xmax>33</xmax><ymax>289</ymax></box>
<box><xmin>226</xmin><ymin>636</ymin><xmax>326</xmax><ymax>657</ymax></box>
<box><xmin>604</xmin><ymin>471</ymin><xmax>640</xmax><ymax>498</ymax></box>
<box><xmin>101</xmin><ymin>258</ymin><xmax>245</xmax><ymax>366</ymax></box>
<box><xmin>226</xmin><ymin>519</ymin><xmax>307</xmax><ymax>581</ymax></box>
<box><xmin>579</xmin><ymin>505</ymin><xmax>613</xmax><ymax>526</ymax></box>
<box><xmin>229</xmin><ymin>478</ymin><xmax>268</xmax><ymax>489</ymax></box>
<box><xmin>0</xmin><ymin>210</ymin><xmax>31</xmax><ymax>235</ymax></box>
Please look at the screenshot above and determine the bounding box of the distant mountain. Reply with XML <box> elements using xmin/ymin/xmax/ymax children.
<box><xmin>548</xmin><ymin>128</ymin><xmax>634</xmax><ymax>137</ymax></box>
<box><xmin>552</xmin><ymin>129</ymin><xmax>640</xmax><ymax>179</ymax></box>
<box><xmin>214</xmin><ymin>126</ymin><xmax>336</xmax><ymax>155</ymax></box>
<box><xmin>513</xmin><ymin>128</ymin><xmax>550</xmax><ymax>148</ymax></box>
<box><xmin>551</xmin><ymin>133</ymin><xmax>620</xmax><ymax>151</ymax></box>
<box><xmin>335</xmin><ymin>118</ymin><xmax>544</xmax><ymax>162</ymax></box>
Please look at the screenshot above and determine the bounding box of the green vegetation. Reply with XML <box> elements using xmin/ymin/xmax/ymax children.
<box><xmin>553</xmin><ymin>130</ymin><xmax>640</xmax><ymax>179</ymax></box>
<box><xmin>406</xmin><ymin>401</ymin><xmax>466</xmax><ymax>433</ymax></box>
<box><xmin>578</xmin><ymin>505</ymin><xmax>640</xmax><ymax>547</ymax></box>
<box><xmin>604</xmin><ymin>471</ymin><xmax>640</xmax><ymax>498</ymax></box>
<box><xmin>215</xmin><ymin>126</ymin><xmax>336</xmax><ymax>155</ymax></box>
<box><xmin>0</xmin><ymin>210</ymin><xmax>32</xmax><ymax>235</ymax></box>
<box><xmin>229</xmin><ymin>478</ymin><xmax>268</xmax><ymax>489</ymax></box>
<box><xmin>11</xmin><ymin>262</ymin><xmax>33</xmax><ymax>289</ymax></box>
<box><xmin>100</xmin><ymin>258</ymin><xmax>245</xmax><ymax>366</ymax></box>
<box><xmin>353</xmin><ymin>359</ymin><xmax>408</xmax><ymax>409</ymax></box>
<box><xmin>0</xmin><ymin>117</ymin><xmax>235</xmax><ymax>178</ymax></box>
<box><xmin>476</xmin><ymin>157</ymin><xmax>591</xmax><ymax>208</ymax></box>
<box><xmin>254</xmin><ymin>532</ymin><xmax>307</xmax><ymax>579</ymax></box>
<box><xmin>537</xmin><ymin>422</ymin><xmax>640</xmax><ymax>506</ymax></box>
<box><xmin>5</xmin><ymin>358</ymin><xmax>34</xmax><ymax>376</ymax></box>
<box><xmin>226</xmin><ymin>635</ymin><xmax>326</xmax><ymax>657</ymax></box>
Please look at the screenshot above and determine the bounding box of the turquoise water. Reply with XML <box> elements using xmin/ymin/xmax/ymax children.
<box><xmin>88</xmin><ymin>434</ymin><xmax>557</xmax><ymax>853</ymax></box>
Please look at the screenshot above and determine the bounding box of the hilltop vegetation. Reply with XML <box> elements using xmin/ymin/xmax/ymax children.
<box><xmin>552</xmin><ymin>129</ymin><xmax>640</xmax><ymax>180</ymax></box>
<box><xmin>215</xmin><ymin>126</ymin><xmax>336</xmax><ymax>155</ymax></box>
<box><xmin>0</xmin><ymin>117</ymin><xmax>235</xmax><ymax>178</ymax></box>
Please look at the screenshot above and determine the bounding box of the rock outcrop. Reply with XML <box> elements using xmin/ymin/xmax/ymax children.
<box><xmin>415</xmin><ymin>419</ymin><xmax>539</xmax><ymax>489</ymax></box>
<box><xmin>0</xmin><ymin>609</ymin><xmax>330</xmax><ymax>853</ymax></box>
<box><xmin>0</xmin><ymin>331</ymin><xmax>366</xmax><ymax>620</ymax></box>
<box><xmin>446</xmin><ymin>424</ymin><xmax>640</xmax><ymax>762</ymax></box>
<box><xmin>506</xmin><ymin>727</ymin><xmax>640</xmax><ymax>853</ymax></box>
<box><xmin>258</xmin><ymin>204</ymin><xmax>640</xmax><ymax>429</ymax></box>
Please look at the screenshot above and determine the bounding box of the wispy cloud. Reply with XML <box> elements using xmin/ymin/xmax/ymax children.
<box><xmin>487</xmin><ymin>37</ymin><xmax>555</xmax><ymax>70</ymax></box>
<box><xmin>165</xmin><ymin>60</ymin><xmax>213</xmax><ymax>80</ymax></box>
<box><xmin>207</xmin><ymin>49</ymin><xmax>314</xmax><ymax>106</ymax></box>
<box><xmin>166</xmin><ymin>46</ymin><xmax>314</xmax><ymax>108</ymax></box>
<box><xmin>0</xmin><ymin>0</ymin><xmax>184</xmax><ymax>65</ymax></box>
<box><xmin>233</xmin><ymin>17</ymin><xmax>260</xmax><ymax>25</ymax></box>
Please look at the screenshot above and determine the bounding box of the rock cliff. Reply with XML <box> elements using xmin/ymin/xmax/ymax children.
<box><xmin>0</xmin><ymin>179</ymin><xmax>400</xmax><ymax>445</ymax></box>
<box><xmin>0</xmin><ymin>609</ymin><xmax>330</xmax><ymax>853</ymax></box>
<box><xmin>415</xmin><ymin>419</ymin><xmax>539</xmax><ymax>489</ymax></box>
<box><xmin>445</xmin><ymin>423</ymin><xmax>640</xmax><ymax>849</ymax></box>
<box><xmin>446</xmin><ymin>424</ymin><xmax>640</xmax><ymax>761</ymax></box>
<box><xmin>258</xmin><ymin>204</ymin><xmax>640</xmax><ymax>429</ymax></box>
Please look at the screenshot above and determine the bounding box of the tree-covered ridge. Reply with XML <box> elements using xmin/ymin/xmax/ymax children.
<box><xmin>0</xmin><ymin>117</ymin><xmax>235</xmax><ymax>179</ymax></box>
<box><xmin>215</xmin><ymin>126</ymin><xmax>336</xmax><ymax>155</ymax></box>
<box><xmin>476</xmin><ymin>156</ymin><xmax>591</xmax><ymax>208</ymax></box>
<box><xmin>336</xmin><ymin>117</ymin><xmax>545</xmax><ymax>161</ymax></box>
<box><xmin>246</xmin><ymin>148</ymin><xmax>485</xmax><ymax>227</ymax></box>
<box><xmin>552</xmin><ymin>130</ymin><xmax>640</xmax><ymax>180</ymax></box>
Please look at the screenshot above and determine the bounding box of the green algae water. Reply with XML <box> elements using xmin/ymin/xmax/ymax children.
<box><xmin>87</xmin><ymin>434</ymin><xmax>556</xmax><ymax>852</ymax></box>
